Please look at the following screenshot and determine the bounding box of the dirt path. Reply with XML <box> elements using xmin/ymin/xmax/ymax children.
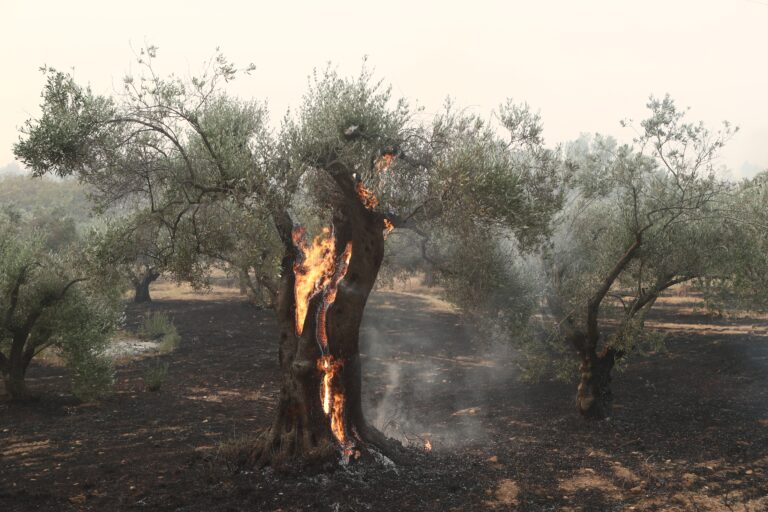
<box><xmin>1</xmin><ymin>290</ymin><xmax>767</xmax><ymax>511</ymax></box>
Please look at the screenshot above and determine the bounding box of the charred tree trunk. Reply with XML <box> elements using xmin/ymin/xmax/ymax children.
<box><xmin>250</xmin><ymin>179</ymin><xmax>396</xmax><ymax>467</ymax></box>
<box><xmin>576</xmin><ymin>346</ymin><xmax>619</xmax><ymax>420</ymax></box>
<box><xmin>133</xmin><ymin>269</ymin><xmax>160</xmax><ymax>303</ymax></box>
<box><xmin>565</xmin><ymin>326</ymin><xmax>621</xmax><ymax>420</ymax></box>
<box><xmin>572</xmin><ymin>238</ymin><xmax>640</xmax><ymax>420</ymax></box>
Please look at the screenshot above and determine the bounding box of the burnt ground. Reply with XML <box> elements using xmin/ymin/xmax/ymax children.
<box><xmin>1</xmin><ymin>289</ymin><xmax>767</xmax><ymax>511</ymax></box>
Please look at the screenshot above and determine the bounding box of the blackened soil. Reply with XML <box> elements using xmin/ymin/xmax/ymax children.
<box><xmin>1</xmin><ymin>292</ymin><xmax>766</xmax><ymax>511</ymax></box>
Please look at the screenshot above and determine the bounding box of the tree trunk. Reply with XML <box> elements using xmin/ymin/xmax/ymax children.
<box><xmin>3</xmin><ymin>366</ymin><xmax>28</xmax><ymax>400</ymax></box>
<box><xmin>249</xmin><ymin>197</ymin><xmax>396</xmax><ymax>467</ymax></box>
<box><xmin>576</xmin><ymin>347</ymin><xmax>617</xmax><ymax>420</ymax></box>
<box><xmin>238</xmin><ymin>267</ymin><xmax>249</xmax><ymax>295</ymax></box>
<box><xmin>3</xmin><ymin>335</ymin><xmax>31</xmax><ymax>400</ymax></box>
<box><xmin>133</xmin><ymin>269</ymin><xmax>160</xmax><ymax>303</ymax></box>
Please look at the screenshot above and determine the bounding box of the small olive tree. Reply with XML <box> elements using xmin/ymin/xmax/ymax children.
<box><xmin>92</xmin><ymin>219</ymin><xmax>168</xmax><ymax>303</ymax></box>
<box><xmin>0</xmin><ymin>212</ymin><xmax>120</xmax><ymax>400</ymax></box>
<box><xmin>537</xmin><ymin>97</ymin><xmax>737</xmax><ymax>419</ymax></box>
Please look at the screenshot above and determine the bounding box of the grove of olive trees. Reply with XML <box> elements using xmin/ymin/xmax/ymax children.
<box><xmin>3</xmin><ymin>47</ymin><xmax>766</xmax><ymax>512</ymax></box>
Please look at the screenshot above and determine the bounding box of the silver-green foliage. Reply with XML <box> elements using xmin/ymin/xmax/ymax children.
<box><xmin>14</xmin><ymin>49</ymin><xmax>563</xmax><ymax>324</ymax></box>
<box><xmin>696</xmin><ymin>171</ymin><xmax>768</xmax><ymax>311</ymax></box>
<box><xmin>0</xmin><ymin>212</ymin><xmax>120</xmax><ymax>399</ymax></box>
<box><xmin>535</xmin><ymin>96</ymin><xmax>737</xmax><ymax>379</ymax></box>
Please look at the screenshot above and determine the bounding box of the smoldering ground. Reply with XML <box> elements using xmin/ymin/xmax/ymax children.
<box><xmin>4</xmin><ymin>282</ymin><xmax>767</xmax><ymax>512</ymax></box>
<box><xmin>359</xmin><ymin>284</ymin><xmax>522</xmax><ymax>451</ymax></box>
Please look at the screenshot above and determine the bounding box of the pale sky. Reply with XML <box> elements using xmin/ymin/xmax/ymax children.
<box><xmin>1</xmin><ymin>0</ymin><xmax>766</xmax><ymax>177</ymax></box>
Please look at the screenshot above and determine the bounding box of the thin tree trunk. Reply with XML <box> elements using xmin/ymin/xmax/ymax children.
<box><xmin>238</xmin><ymin>267</ymin><xmax>248</xmax><ymax>295</ymax></box>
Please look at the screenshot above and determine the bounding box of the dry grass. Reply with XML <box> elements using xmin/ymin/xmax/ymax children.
<box><xmin>144</xmin><ymin>272</ymin><xmax>453</xmax><ymax>306</ymax></box>
<box><xmin>34</xmin><ymin>347</ymin><xmax>67</xmax><ymax>367</ymax></box>
<box><xmin>484</xmin><ymin>479</ymin><xmax>520</xmax><ymax>508</ymax></box>
<box><xmin>148</xmin><ymin>278</ymin><xmax>243</xmax><ymax>302</ymax></box>
<box><xmin>214</xmin><ymin>432</ymin><xmax>264</xmax><ymax>472</ymax></box>
<box><xmin>379</xmin><ymin>275</ymin><xmax>446</xmax><ymax>295</ymax></box>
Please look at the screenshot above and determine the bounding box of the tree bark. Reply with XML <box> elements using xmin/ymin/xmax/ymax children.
<box><xmin>133</xmin><ymin>269</ymin><xmax>160</xmax><ymax>303</ymax></box>
<box><xmin>238</xmin><ymin>267</ymin><xmax>248</xmax><ymax>295</ymax></box>
<box><xmin>249</xmin><ymin>185</ymin><xmax>397</xmax><ymax>468</ymax></box>
<box><xmin>576</xmin><ymin>347</ymin><xmax>618</xmax><ymax>420</ymax></box>
<box><xmin>2</xmin><ymin>332</ymin><xmax>31</xmax><ymax>400</ymax></box>
<box><xmin>3</xmin><ymin>366</ymin><xmax>28</xmax><ymax>400</ymax></box>
<box><xmin>2</xmin><ymin>277</ymin><xmax>82</xmax><ymax>400</ymax></box>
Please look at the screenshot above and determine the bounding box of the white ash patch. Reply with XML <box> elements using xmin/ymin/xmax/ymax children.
<box><xmin>106</xmin><ymin>335</ymin><xmax>161</xmax><ymax>359</ymax></box>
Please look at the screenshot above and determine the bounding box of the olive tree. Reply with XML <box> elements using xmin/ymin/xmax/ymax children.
<box><xmin>697</xmin><ymin>170</ymin><xmax>768</xmax><ymax>311</ymax></box>
<box><xmin>538</xmin><ymin>97</ymin><xmax>736</xmax><ymax>419</ymax></box>
<box><xmin>0</xmin><ymin>212</ymin><xmax>120</xmax><ymax>400</ymax></box>
<box><xmin>15</xmin><ymin>49</ymin><xmax>560</xmax><ymax>465</ymax></box>
<box><xmin>92</xmin><ymin>219</ymin><xmax>169</xmax><ymax>303</ymax></box>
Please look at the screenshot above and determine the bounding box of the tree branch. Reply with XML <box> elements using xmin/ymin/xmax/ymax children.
<box><xmin>4</xmin><ymin>264</ymin><xmax>33</xmax><ymax>330</ymax></box>
<box><xmin>586</xmin><ymin>236</ymin><xmax>642</xmax><ymax>345</ymax></box>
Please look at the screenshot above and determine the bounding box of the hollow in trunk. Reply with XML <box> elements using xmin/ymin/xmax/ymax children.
<box><xmin>249</xmin><ymin>204</ymin><xmax>396</xmax><ymax>468</ymax></box>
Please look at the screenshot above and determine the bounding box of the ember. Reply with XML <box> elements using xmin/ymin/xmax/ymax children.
<box><xmin>356</xmin><ymin>181</ymin><xmax>379</xmax><ymax>210</ymax></box>
<box><xmin>356</xmin><ymin>153</ymin><xmax>396</xmax><ymax>210</ymax></box>
<box><xmin>383</xmin><ymin>218</ymin><xmax>394</xmax><ymax>239</ymax></box>
<box><xmin>374</xmin><ymin>152</ymin><xmax>395</xmax><ymax>173</ymax></box>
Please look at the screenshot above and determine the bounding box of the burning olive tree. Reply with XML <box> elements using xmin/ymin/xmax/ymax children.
<box><xmin>537</xmin><ymin>97</ymin><xmax>738</xmax><ymax>419</ymax></box>
<box><xmin>15</xmin><ymin>49</ymin><xmax>561</xmax><ymax>465</ymax></box>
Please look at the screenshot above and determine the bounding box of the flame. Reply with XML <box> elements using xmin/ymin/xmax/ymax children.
<box><xmin>316</xmin><ymin>241</ymin><xmax>352</xmax><ymax>349</ymax></box>
<box><xmin>356</xmin><ymin>181</ymin><xmax>379</xmax><ymax>210</ymax></box>
<box><xmin>374</xmin><ymin>153</ymin><xmax>394</xmax><ymax>173</ymax></box>
<box><xmin>318</xmin><ymin>355</ymin><xmax>347</xmax><ymax>445</ymax></box>
<box><xmin>293</xmin><ymin>226</ymin><xmax>354</xmax><ymax>450</ymax></box>
<box><xmin>383</xmin><ymin>218</ymin><xmax>394</xmax><ymax>239</ymax></box>
<box><xmin>356</xmin><ymin>153</ymin><xmax>396</xmax><ymax>210</ymax></box>
<box><xmin>292</xmin><ymin>227</ymin><xmax>336</xmax><ymax>336</ymax></box>
<box><xmin>425</xmin><ymin>439</ymin><xmax>433</xmax><ymax>452</ymax></box>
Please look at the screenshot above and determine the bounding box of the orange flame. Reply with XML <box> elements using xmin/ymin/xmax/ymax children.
<box><xmin>293</xmin><ymin>226</ymin><xmax>354</xmax><ymax>450</ymax></box>
<box><xmin>356</xmin><ymin>181</ymin><xmax>379</xmax><ymax>210</ymax></box>
<box><xmin>374</xmin><ymin>153</ymin><xmax>394</xmax><ymax>173</ymax></box>
<box><xmin>356</xmin><ymin>153</ymin><xmax>396</xmax><ymax>210</ymax></box>
<box><xmin>315</xmin><ymin>241</ymin><xmax>352</xmax><ymax>349</ymax></box>
<box><xmin>292</xmin><ymin>227</ymin><xmax>337</xmax><ymax>336</ymax></box>
<box><xmin>318</xmin><ymin>355</ymin><xmax>347</xmax><ymax>444</ymax></box>
<box><xmin>425</xmin><ymin>439</ymin><xmax>433</xmax><ymax>452</ymax></box>
<box><xmin>383</xmin><ymin>218</ymin><xmax>394</xmax><ymax>239</ymax></box>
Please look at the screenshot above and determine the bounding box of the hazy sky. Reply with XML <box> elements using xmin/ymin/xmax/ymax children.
<box><xmin>2</xmin><ymin>0</ymin><xmax>766</xmax><ymax>177</ymax></box>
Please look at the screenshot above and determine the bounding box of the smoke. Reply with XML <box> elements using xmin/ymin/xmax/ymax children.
<box><xmin>359</xmin><ymin>285</ymin><xmax>521</xmax><ymax>450</ymax></box>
